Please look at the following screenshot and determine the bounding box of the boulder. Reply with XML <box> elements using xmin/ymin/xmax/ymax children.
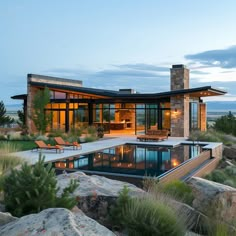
<box><xmin>0</xmin><ymin>208</ymin><xmax>115</xmax><ymax>236</ymax></box>
<box><xmin>57</xmin><ymin>171</ymin><xmax>144</xmax><ymax>225</ymax></box>
<box><xmin>57</xmin><ymin>171</ymin><xmax>144</xmax><ymax>197</ymax></box>
<box><xmin>0</xmin><ymin>212</ymin><xmax>17</xmax><ymax>226</ymax></box>
<box><xmin>223</xmin><ymin>146</ymin><xmax>236</xmax><ymax>160</ymax></box>
<box><xmin>188</xmin><ymin>177</ymin><xmax>236</xmax><ymax>225</ymax></box>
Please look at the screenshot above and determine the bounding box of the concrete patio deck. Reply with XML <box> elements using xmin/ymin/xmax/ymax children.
<box><xmin>14</xmin><ymin>135</ymin><xmax>187</xmax><ymax>165</ymax></box>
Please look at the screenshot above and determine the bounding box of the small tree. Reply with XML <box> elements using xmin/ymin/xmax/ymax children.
<box><xmin>3</xmin><ymin>155</ymin><xmax>79</xmax><ymax>217</ymax></box>
<box><xmin>31</xmin><ymin>87</ymin><xmax>52</xmax><ymax>134</ymax></box>
<box><xmin>0</xmin><ymin>101</ymin><xmax>14</xmax><ymax>127</ymax></box>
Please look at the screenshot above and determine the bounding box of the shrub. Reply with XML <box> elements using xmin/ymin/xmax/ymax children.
<box><xmin>3</xmin><ymin>155</ymin><xmax>79</xmax><ymax>217</ymax></box>
<box><xmin>142</xmin><ymin>175</ymin><xmax>159</xmax><ymax>192</ymax></box>
<box><xmin>225</xmin><ymin>166</ymin><xmax>236</xmax><ymax>176</ymax></box>
<box><xmin>7</xmin><ymin>132</ymin><xmax>22</xmax><ymax>141</ymax></box>
<box><xmin>87</xmin><ymin>126</ymin><xmax>97</xmax><ymax>135</ymax></box>
<box><xmin>84</xmin><ymin>135</ymin><xmax>98</xmax><ymax>142</ymax></box>
<box><xmin>35</xmin><ymin>135</ymin><xmax>48</xmax><ymax>141</ymax></box>
<box><xmin>69</xmin><ymin>127</ymin><xmax>83</xmax><ymax>138</ymax></box>
<box><xmin>0</xmin><ymin>134</ymin><xmax>6</xmax><ymax>140</ymax></box>
<box><xmin>122</xmin><ymin>196</ymin><xmax>185</xmax><ymax>236</ymax></box>
<box><xmin>47</xmin><ymin>129</ymin><xmax>66</xmax><ymax>138</ymax></box>
<box><xmin>223</xmin><ymin>179</ymin><xmax>236</xmax><ymax>188</ymax></box>
<box><xmin>109</xmin><ymin>185</ymin><xmax>131</xmax><ymax>229</ymax></box>
<box><xmin>205</xmin><ymin>170</ymin><xmax>228</xmax><ymax>184</ymax></box>
<box><xmin>160</xmin><ymin>180</ymin><xmax>194</xmax><ymax>205</ymax></box>
<box><xmin>189</xmin><ymin>129</ymin><xmax>236</xmax><ymax>145</ymax></box>
<box><xmin>213</xmin><ymin>111</ymin><xmax>236</xmax><ymax>136</ymax></box>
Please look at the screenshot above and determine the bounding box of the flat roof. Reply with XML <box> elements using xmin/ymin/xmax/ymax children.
<box><xmin>12</xmin><ymin>79</ymin><xmax>226</xmax><ymax>101</ymax></box>
<box><xmin>28</xmin><ymin>80</ymin><xmax>226</xmax><ymax>98</ymax></box>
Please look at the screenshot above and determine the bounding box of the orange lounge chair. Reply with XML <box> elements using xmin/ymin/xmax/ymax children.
<box><xmin>33</xmin><ymin>140</ymin><xmax>64</xmax><ymax>153</ymax></box>
<box><xmin>54</xmin><ymin>137</ymin><xmax>82</xmax><ymax>150</ymax></box>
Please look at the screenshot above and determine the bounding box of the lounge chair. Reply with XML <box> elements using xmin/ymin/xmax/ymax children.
<box><xmin>137</xmin><ymin>130</ymin><xmax>169</xmax><ymax>142</ymax></box>
<box><xmin>33</xmin><ymin>140</ymin><xmax>64</xmax><ymax>153</ymax></box>
<box><xmin>54</xmin><ymin>137</ymin><xmax>82</xmax><ymax>150</ymax></box>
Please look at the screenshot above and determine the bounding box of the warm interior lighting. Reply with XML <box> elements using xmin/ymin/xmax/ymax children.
<box><xmin>172</xmin><ymin>159</ymin><xmax>179</xmax><ymax>167</ymax></box>
<box><xmin>174</xmin><ymin>108</ymin><xmax>177</xmax><ymax>113</ymax></box>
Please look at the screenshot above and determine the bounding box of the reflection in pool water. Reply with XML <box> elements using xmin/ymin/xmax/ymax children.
<box><xmin>51</xmin><ymin>144</ymin><xmax>202</xmax><ymax>177</ymax></box>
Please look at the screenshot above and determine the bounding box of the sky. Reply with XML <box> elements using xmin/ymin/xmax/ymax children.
<box><xmin>1</xmin><ymin>0</ymin><xmax>236</xmax><ymax>105</ymax></box>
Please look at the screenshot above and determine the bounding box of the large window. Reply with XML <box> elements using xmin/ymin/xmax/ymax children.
<box><xmin>190</xmin><ymin>102</ymin><xmax>199</xmax><ymax>130</ymax></box>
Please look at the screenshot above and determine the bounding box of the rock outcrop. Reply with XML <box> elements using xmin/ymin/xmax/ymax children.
<box><xmin>223</xmin><ymin>145</ymin><xmax>236</xmax><ymax>160</ymax></box>
<box><xmin>0</xmin><ymin>212</ymin><xmax>17</xmax><ymax>226</ymax></box>
<box><xmin>0</xmin><ymin>208</ymin><xmax>115</xmax><ymax>236</ymax></box>
<box><xmin>57</xmin><ymin>171</ymin><xmax>144</xmax><ymax>197</ymax></box>
<box><xmin>188</xmin><ymin>177</ymin><xmax>236</xmax><ymax>225</ymax></box>
<box><xmin>57</xmin><ymin>171</ymin><xmax>144</xmax><ymax>225</ymax></box>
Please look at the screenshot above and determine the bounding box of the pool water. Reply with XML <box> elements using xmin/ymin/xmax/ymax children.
<box><xmin>51</xmin><ymin>144</ymin><xmax>202</xmax><ymax>177</ymax></box>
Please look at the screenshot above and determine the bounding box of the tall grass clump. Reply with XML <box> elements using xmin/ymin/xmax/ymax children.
<box><xmin>159</xmin><ymin>180</ymin><xmax>194</xmax><ymax>205</ymax></box>
<box><xmin>189</xmin><ymin>129</ymin><xmax>236</xmax><ymax>146</ymax></box>
<box><xmin>110</xmin><ymin>181</ymin><xmax>191</xmax><ymax>235</ymax></box>
<box><xmin>0</xmin><ymin>142</ymin><xmax>23</xmax><ymax>176</ymax></box>
<box><xmin>122</xmin><ymin>195</ymin><xmax>186</xmax><ymax>236</ymax></box>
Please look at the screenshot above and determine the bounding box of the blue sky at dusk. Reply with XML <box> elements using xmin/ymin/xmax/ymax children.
<box><xmin>1</xmin><ymin>0</ymin><xmax>236</xmax><ymax>105</ymax></box>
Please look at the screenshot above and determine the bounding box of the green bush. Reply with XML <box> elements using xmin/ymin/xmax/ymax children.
<box><xmin>47</xmin><ymin>129</ymin><xmax>67</xmax><ymax>138</ymax></box>
<box><xmin>3</xmin><ymin>155</ymin><xmax>79</xmax><ymax>217</ymax></box>
<box><xmin>35</xmin><ymin>135</ymin><xmax>48</xmax><ymax>141</ymax></box>
<box><xmin>225</xmin><ymin>166</ymin><xmax>236</xmax><ymax>176</ymax></box>
<box><xmin>0</xmin><ymin>134</ymin><xmax>7</xmax><ymax>140</ymax></box>
<box><xmin>189</xmin><ymin>129</ymin><xmax>236</xmax><ymax>145</ymax></box>
<box><xmin>68</xmin><ymin>127</ymin><xmax>83</xmax><ymax>138</ymax></box>
<box><xmin>84</xmin><ymin>135</ymin><xmax>98</xmax><ymax>142</ymax></box>
<box><xmin>205</xmin><ymin>170</ymin><xmax>228</xmax><ymax>184</ymax></box>
<box><xmin>223</xmin><ymin>179</ymin><xmax>236</xmax><ymax>188</ymax></box>
<box><xmin>160</xmin><ymin>180</ymin><xmax>194</xmax><ymax>205</ymax></box>
<box><xmin>87</xmin><ymin>126</ymin><xmax>97</xmax><ymax>135</ymax></box>
<box><xmin>109</xmin><ymin>185</ymin><xmax>131</xmax><ymax>229</ymax></box>
<box><xmin>122</xmin><ymin>197</ymin><xmax>185</xmax><ymax>236</ymax></box>
<box><xmin>213</xmin><ymin>111</ymin><xmax>236</xmax><ymax>136</ymax></box>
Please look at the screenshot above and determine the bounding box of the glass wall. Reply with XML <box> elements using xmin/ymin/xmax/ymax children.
<box><xmin>146</xmin><ymin>104</ymin><xmax>158</xmax><ymax>130</ymax></box>
<box><xmin>136</xmin><ymin>104</ymin><xmax>145</xmax><ymax>134</ymax></box>
<box><xmin>190</xmin><ymin>102</ymin><xmax>199</xmax><ymax>130</ymax></box>
<box><xmin>45</xmin><ymin>88</ymin><xmax>171</xmax><ymax>134</ymax></box>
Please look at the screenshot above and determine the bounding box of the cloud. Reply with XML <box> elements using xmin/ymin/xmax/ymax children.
<box><xmin>43</xmin><ymin>64</ymin><xmax>170</xmax><ymax>93</ymax></box>
<box><xmin>185</xmin><ymin>45</ymin><xmax>236</xmax><ymax>69</ymax></box>
<box><xmin>113</xmin><ymin>63</ymin><xmax>169</xmax><ymax>72</ymax></box>
<box><xmin>190</xmin><ymin>70</ymin><xmax>210</xmax><ymax>75</ymax></box>
<box><xmin>95</xmin><ymin>69</ymin><xmax>161</xmax><ymax>78</ymax></box>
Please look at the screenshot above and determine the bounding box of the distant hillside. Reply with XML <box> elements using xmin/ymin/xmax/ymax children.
<box><xmin>4</xmin><ymin>101</ymin><xmax>236</xmax><ymax>112</ymax></box>
<box><xmin>5</xmin><ymin>104</ymin><xmax>22</xmax><ymax>112</ymax></box>
<box><xmin>206</xmin><ymin>101</ymin><xmax>236</xmax><ymax>111</ymax></box>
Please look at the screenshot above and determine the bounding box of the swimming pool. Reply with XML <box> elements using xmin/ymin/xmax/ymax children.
<box><xmin>51</xmin><ymin>144</ymin><xmax>203</xmax><ymax>177</ymax></box>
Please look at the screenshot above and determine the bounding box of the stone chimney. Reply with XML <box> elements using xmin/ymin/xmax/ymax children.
<box><xmin>170</xmin><ymin>64</ymin><xmax>190</xmax><ymax>137</ymax></box>
<box><xmin>170</xmin><ymin>64</ymin><xmax>189</xmax><ymax>91</ymax></box>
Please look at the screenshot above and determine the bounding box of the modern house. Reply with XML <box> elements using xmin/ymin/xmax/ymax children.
<box><xmin>12</xmin><ymin>64</ymin><xmax>226</xmax><ymax>137</ymax></box>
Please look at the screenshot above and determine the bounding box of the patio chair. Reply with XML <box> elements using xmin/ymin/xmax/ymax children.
<box><xmin>33</xmin><ymin>140</ymin><xmax>64</xmax><ymax>153</ymax></box>
<box><xmin>137</xmin><ymin>129</ymin><xmax>169</xmax><ymax>142</ymax></box>
<box><xmin>54</xmin><ymin>137</ymin><xmax>82</xmax><ymax>150</ymax></box>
